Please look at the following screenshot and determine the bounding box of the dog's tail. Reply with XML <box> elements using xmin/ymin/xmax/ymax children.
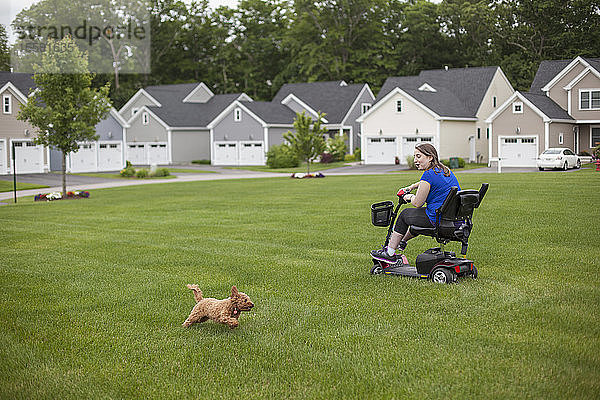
<box><xmin>186</xmin><ymin>284</ymin><xmax>203</xmax><ymax>303</ymax></box>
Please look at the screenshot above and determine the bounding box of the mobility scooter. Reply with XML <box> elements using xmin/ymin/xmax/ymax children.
<box><xmin>370</xmin><ymin>183</ymin><xmax>488</xmax><ymax>283</ymax></box>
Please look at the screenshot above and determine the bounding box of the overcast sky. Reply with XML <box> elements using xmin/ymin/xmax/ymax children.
<box><xmin>1</xmin><ymin>0</ymin><xmax>240</xmax><ymax>43</ymax></box>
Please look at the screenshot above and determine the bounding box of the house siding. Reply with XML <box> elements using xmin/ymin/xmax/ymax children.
<box><xmin>283</xmin><ymin>98</ymin><xmax>318</xmax><ymax>118</ymax></box>
<box><xmin>96</xmin><ymin>113</ymin><xmax>124</xmax><ymax>141</ymax></box>
<box><xmin>547</xmin><ymin>63</ymin><xmax>586</xmax><ymax>110</ymax></box>
<box><xmin>268</xmin><ymin>127</ymin><xmax>291</xmax><ymax>148</ymax></box>
<box><xmin>212</xmin><ymin>108</ymin><xmax>263</xmax><ymax>142</ymax></box>
<box><xmin>347</xmin><ymin>88</ymin><xmax>375</xmax><ymax>152</ymax></box>
<box><xmin>171</xmin><ymin>130</ymin><xmax>210</xmax><ymax>162</ymax></box>
<box><xmin>490</xmin><ymin>101</ymin><xmax>545</xmax><ymax>158</ymax></box>
<box><xmin>120</xmin><ymin>93</ymin><xmax>158</xmax><ymax>120</ymax></box>
<box><xmin>184</xmin><ymin>86</ymin><xmax>212</xmax><ymax>103</ymax></box>
<box><xmin>549</xmin><ymin>122</ymin><xmax>575</xmax><ymax>149</ymax></box>
<box><xmin>569</xmin><ymin>72</ymin><xmax>600</xmax><ymax>121</ymax></box>
<box><xmin>127</xmin><ymin>112</ymin><xmax>168</xmax><ymax>142</ymax></box>
<box><xmin>439</xmin><ymin>120</ymin><xmax>476</xmax><ymax>161</ymax></box>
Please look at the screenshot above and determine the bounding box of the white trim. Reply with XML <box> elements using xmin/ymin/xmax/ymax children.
<box><xmin>356</xmin><ymin>87</ymin><xmax>440</xmax><ymax>123</ymax></box>
<box><xmin>577</xmin><ymin>120</ymin><xmax>600</xmax><ymax>124</ymax></box>
<box><xmin>558</xmin><ymin>132</ymin><xmax>564</xmax><ymax>145</ymax></box>
<box><xmin>109</xmin><ymin>107</ymin><xmax>130</xmax><ymax>128</ymax></box>
<box><xmin>418</xmin><ymin>83</ymin><xmax>437</xmax><ymax>92</ymax></box>
<box><xmin>512</xmin><ymin>101</ymin><xmax>524</xmax><ymax>114</ymax></box>
<box><xmin>265</xmin><ymin>124</ymin><xmax>294</xmax><ymax>128</ymax></box>
<box><xmin>567</xmin><ymin>88</ymin><xmax>572</xmax><ymax>115</ymax></box>
<box><xmin>563</xmin><ymin>66</ymin><xmax>600</xmax><ymax>90</ymax></box>
<box><xmin>578</xmin><ymin>88</ymin><xmax>600</xmax><ymax>111</ymax></box>
<box><xmin>170</xmin><ymin>127</ymin><xmax>209</xmax><ymax>131</ymax></box>
<box><xmin>182</xmin><ymin>82</ymin><xmax>214</xmax><ymax>103</ymax></box>
<box><xmin>0</xmin><ymin>138</ymin><xmax>6</xmax><ymax>174</ymax></box>
<box><xmin>341</xmin><ymin>84</ymin><xmax>375</xmax><ymax>125</ymax></box>
<box><xmin>0</xmin><ymin>82</ymin><xmax>28</xmax><ymax>104</ymax></box>
<box><xmin>206</xmin><ymin>100</ymin><xmax>267</xmax><ymax>129</ymax></box>
<box><xmin>3</xmin><ymin>94</ymin><xmax>11</xmax><ymax>114</ymax></box>
<box><xmin>237</xmin><ymin>93</ymin><xmax>253</xmax><ymax>102</ymax></box>
<box><xmin>167</xmin><ymin>129</ymin><xmax>172</xmax><ymax>164</ymax></box>
<box><xmin>127</xmin><ymin>105</ymin><xmax>171</xmax><ymax>130</ymax></box>
<box><xmin>280</xmin><ymin>94</ymin><xmax>328</xmax><ymax>123</ymax></box>
<box><xmin>234</xmin><ymin>107</ymin><xmax>242</xmax><ymax>122</ymax></box>
<box><xmin>437</xmin><ymin>116</ymin><xmax>478</xmax><ymax>121</ymax></box>
<box><xmin>263</xmin><ymin>126</ymin><xmax>269</xmax><ymax>153</ymax></box>
<box><xmin>142</xmin><ymin>111</ymin><xmax>150</xmax><ymax>125</ymax></box>
<box><xmin>487</xmin><ymin>122</ymin><xmax>493</xmax><ymax>165</ymax></box>
<box><xmin>118</xmin><ymin>89</ymin><xmax>161</xmax><ymax>115</ymax></box>
<box><xmin>487</xmin><ymin>92</ymin><xmax>554</xmax><ymax>123</ymax></box>
<box><xmin>544</xmin><ymin>122</ymin><xmax>550</xmax><ymax>150</ymax></box>
<box><xmin>541</xmin><ymin>56</ymin><xmax>591</xmax><ymax>93</ymax></box>
<box><xmin>209</xmin><ymin>128</ymin><xmax>214</xmax><ymax>164</ymax></box>
<box><xmin>590</xmin><ymin>125</ymin><xmax>600</xmax><ymax>148</ymax></box>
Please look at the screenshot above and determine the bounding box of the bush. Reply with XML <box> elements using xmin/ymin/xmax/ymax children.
<box><xmin>266</xmin><ymin>144</ymin><xmax>300</xmax><ymax>168</ymax></box>
<box><xmin>120</xmin><ymin>166</ymin><xmax>136</xmax><ymax>177</ymax></box>
<box><xmin>326</xmin><ymin>134</ymin><xmax>348</xmax><ymax>162</ymax></box>
<box><xmin>406</xmin><ymin>156</ymin><xmax>417</xmax><ymax>169</ymax></box>
<box><xmin>320</xmin><ymin>152</ymin><xmax>334</xmax><ymax>164</ymax></box>
<box><xmin>441</xmin><ymin>158</ymin><xmax>466</xmax><ymax>169</ymax></box>
<box><xmin>191</xmin><ymin>159</ymin><xmax>210</xmax><ymax>165</ymax></box>
<box><xmin>151</xmin><ymin>168</ymin><xmax>170</xmax><ymax>177</ymax></box>
<box><xmin>344</xmin><ymin>153</ymin><xmax>355</xmax><ymax>162</ymax></box>
<box><xmin>354</xmin><ymin>148</ymin><xmax>361</xmax><ymax>161</ymax></box>
<box><xmin>135</xmin><ymin>168</ymin><xmax>149</xmax><ymax>178</ymax></box>
<box><xmin>579</xmin><ymin>151</ymin><xmax>591</xmax><ymax>157</ymax></box>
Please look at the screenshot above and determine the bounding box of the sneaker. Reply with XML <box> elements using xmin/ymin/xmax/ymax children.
<box><xmin>371</xmin><ymin>248</ymin><xmax>399</xmax><ymax>263</ymax></box>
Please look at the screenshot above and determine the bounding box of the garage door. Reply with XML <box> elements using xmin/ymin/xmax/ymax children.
<box><xmin>148</xmin><ymin>143</ymin><xmax>168</xmax><ymax>165</ymax></box>
<box><xmin>366</xmin><ymin>137</ymin><xmax>396</xmax><ymax>164</ymax></box>
<box><xmin>500</xmin><ymin>137</ymin><xmax>537</xmax><ymax>167</ymax></box>
<box><xmin>69</xmin><ymin>143</ymin><xmax>96</xmax><ymax>172</ymax></box>
<box><xmin>127</xmin><ymin>143</ymin><xmax>146</xmax><ymax>165</ymax></box>
<box><xmin>0</xmin><ymin>140</ymin><xmax>5</xmax><ymax>174</ymax></box>
<box><xmin>98</xmin><ymin>142</ymin><xmax>123</xmax><ymax>171</ymax></box>
<box><xmin>213</xmin><ymin>142</ymin><xmax>238</xmax><ymax>165</ymax></box>
<box><xmin>239</xmin><ymin>141</ymin><xmax>264</xmax><ymax>165</ymax></box>
<box><xmin>402</xmin><ymin>136</ymin><xmax>433</xmax><ymax>164</ymax></box>
<box><xmin>13</xmin><ymin>140</ymin><xmax>44</xmax><ymax>173</ymax></box>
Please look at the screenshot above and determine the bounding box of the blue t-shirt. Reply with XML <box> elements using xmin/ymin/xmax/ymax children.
<box><xmin>420</xmin><ymin>167</ymin><xmax>461</xmax><ymax>224</ymax></box>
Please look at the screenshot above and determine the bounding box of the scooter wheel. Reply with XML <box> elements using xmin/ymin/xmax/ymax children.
<box><xmin>472</xmin><ymin>265</ymin><xmax>478</xmax><ymax>279</ymax></box>
<box><xmin>430</xmin><ymin>267</ymin><xmax>456</xmax><ymax>284</ymax></box>
<box><xmin>370</xmin><ymin>263</ymin><xmax>383</xmax><ymax>275</ymax></box>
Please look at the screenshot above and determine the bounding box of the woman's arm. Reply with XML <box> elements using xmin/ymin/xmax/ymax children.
<box><xmin>401</xmin><ymin>181</ymin><xmax>421</xmax><ymax>193</ymax></box>
<box><xmin>404</xmin><ymin>180</ymin><xmax>430</xmax><ymax>208</ymax></box>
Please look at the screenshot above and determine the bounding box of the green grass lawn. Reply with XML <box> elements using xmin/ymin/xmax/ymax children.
<box><xmin>0</xmin><ymin>180</ymin><xmax>48</xmax><ymax>192</ymax></box>
<box><xmin>1</xmin><ymin>170</ymin><xmax>599</xmax><ymax>399</ymax></box>
<box><xmin>71</xmin><ymin>168</ymin><xmax>217</xmax><ymax>178</ymax></box>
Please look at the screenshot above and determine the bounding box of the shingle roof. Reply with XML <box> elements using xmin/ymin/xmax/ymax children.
<box><xmin>375</xmin><ymin>67</ymin><xmax>499</xmax><ymax>118</ymax></box>
<box><xmin>521</xmin><ymin>92</ymin><xmax>574</xmax><ymax>120</ymax></box>
<box><xmin>144</xmin><ymin>83</ymin><xmax>243</xmax><ymax>127</ymax></box>
<box><xmin>272</xmin><ymin>81</ymin><xmax>365</xmax><ymax>123</ymax></box>
<box><xmin>241</xmin><ymin>101</ymin><xmax>296</xmax><ymax>125</ymax></box>
<box><xmin>529</xmin><ymin>57</ymin><xmax>600</xmax><ymax>93</ymax></box>
<box><xmin>0</xmin><ymin>72</ymin><xmax>36</xmax><ymax>96</ymax></box>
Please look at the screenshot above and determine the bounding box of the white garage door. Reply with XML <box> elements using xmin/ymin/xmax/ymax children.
<box><xmin>69</xmin><ymin>143</ymin><xmax>96</xmax><ymax>173</ymax></box>
<box><xmin>239</xmin><ymin>141</ymin><xmax>264</xmax><ymax>165</ymax></box>
<box><xmin>13</xmin><ymin>140</ymin><xmax>44</xmax><ymax>173</ymax></box>
<box><xmin>127</xmin><ymin>143</ymin><xmax>146</xmax><ymax>165</ymax></box>
<box><xmin>213</xmin><ymin>142</ymin><xmax>238</xmax><ymax>165</ymax></box>
<box><xmin>0</xmin><ymin>140</ymin><xmax>6</xmax><ymax>174</ymax></box>
<box><xmin>402</xmin><ymin>136</ymin><xmax>433</xmax><ymax>164</ymax></box>
<box><xmin>366</xmin><ymin>137</ymin><xmax>397</xmax><ymax>164</ymax></box>
<box><xmin>98</xmin><ymin>142</ymin><xmax>123</xmax><ymax>171</ymax></box>
<box><xmin>500</xmin><ymin>137</ymin><xmax>538</xmax><ymax>167</ymax></box>
<box><xmin>148</xmin><ymin>143</ymin><xmax>168</xmax><ymax>165</ymax></box>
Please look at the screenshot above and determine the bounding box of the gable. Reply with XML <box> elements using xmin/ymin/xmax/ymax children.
<box><xmin>281</xmin><ymin>94</ymin><xmax>326</xmax><ymax>122</ymax></box>
<box><xmin>182</xmin><ymin>83</ymin><xmax>214</xmax><ymax>103</ymax></box>
<box><xmin>119</xmin><ymin>89</ymin><xmax>161</xmax><ymax>119</ymax></box>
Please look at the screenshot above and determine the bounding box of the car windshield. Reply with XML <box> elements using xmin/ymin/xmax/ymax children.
<box><xmin>542</xmin><ymin>149</ymin><xmax>562</xmax><ymax>154</ymax></box>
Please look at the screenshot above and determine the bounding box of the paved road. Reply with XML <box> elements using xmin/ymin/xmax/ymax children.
<box><xmin>0</xmin><ymin>163</ymin><xmax>564</xmax><ymax>202</ymax></box>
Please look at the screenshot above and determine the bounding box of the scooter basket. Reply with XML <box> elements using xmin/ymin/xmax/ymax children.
<box><xmin>371</xmin><ymin>201</ymin><xmax>394</xmax><ymax>227</ymax></box>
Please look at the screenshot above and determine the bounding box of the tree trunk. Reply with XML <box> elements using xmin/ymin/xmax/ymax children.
<box><xmin>307</xmin><ymin>160</ymin><xmax>311</xmax><ymax>175</ymax></box>
<box><xmin>62</xmin><ymin>152</ymin><xmax>67</xmax><ymax>196</ymax></box>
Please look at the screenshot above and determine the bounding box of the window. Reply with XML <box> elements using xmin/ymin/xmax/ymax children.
<box><xmin>361</xmin><ymin>103</ymin><xmax>371</xmax><ymax>114</ymax></box>
<box><xmin>396</xmin><ymin>100</ymin><xmax>402</xmax><ymax>113</ymax></box>
<box><xmin>234</xmin><ymin>108</ymin><xmax>242</xmax><ymax>121</ymax></box>
<box><xmin>522</xmin><ymin>138</ymin><xmax>535</xmax><ymax>143</ymax></box>
<box><xmin>493</xmin><ymin>96</ymin><xmax>497</xmax><ymax>107</ymax></box>
<box><xmin>591</xmin><ymin>127</ymin><xmax>600</xmax><ymax>147</ymax></box>
<box><xmin>142</xmin><ymin>112</ymin><xmax>149</xmax><ymax>125</ymax></box>
<box><xmin>477</xmin><ymin>128</ymin><xmax>481</xmax><ymax>139</ymax></box>
<box><xmin>486</xmin><ymin>128</ymin><xmax>489</xmax><ymax>139</ymax></box>
<box><xmin>3</xmin><ymin>95</ymin><xmax>11</xmax><ymax>114</ymax></box>
<box><xmin>559</xmin><ymin>133</ymin><xmax>564</xmax><ymax>145</ymax></box>
<box><xmin>504</xmin><ymin>138</ymin><xmax>517</xmax><ymax>143</ymax></box>
<box><xmin>512</xmin><ymin>102</ymin><xmax>523</xmax><ymax>114</ymax></box>
<box><xmin>580</xmin><ymin>90</ymin><xmax>600</xmax><ymax>110</ymax></box>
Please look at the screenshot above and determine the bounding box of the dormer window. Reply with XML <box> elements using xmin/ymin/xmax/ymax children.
<box><xmin>512</xmin><ymin>102</ymin><xmax>523</xmax><ymax>114</ymax></box>
<box><xmin>234</xmin><ymin>108</ymin><xmax>242</xmax><ymax>122</ymax></box>
<box><xmin>361</xmin><ymin>103</ymin><xmax>371</xmax><ymax>114</ymax></box>
<box><xmin>3</xmin><ymin>95</ymin><xmax>11</xmax><ymax>114</ymax></box>
<box><xmin>580</xmin><ymin>90</ymin><xmax>600</xmax><ymax>110</ymax></box>
<box><xmin>142</xmin><ymin>111</ymin><xmax>149</xmax><ymax>125</ymax></box>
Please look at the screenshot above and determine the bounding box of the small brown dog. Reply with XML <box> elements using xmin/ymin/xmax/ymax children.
<box><xmin>182</xmin><ymin>284</ymin><xmax>254</xmax><ymax>329</ymax></box>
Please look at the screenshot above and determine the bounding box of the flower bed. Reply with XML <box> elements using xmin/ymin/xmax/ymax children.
<box><xmin>34</xmin><ymin>191</ymin><xmax>90</xmax><ymax>201</ymax></box>
<box><xmin>290</xmin><ymin>172</ymin><xmax>325</xmax><ymax>179</ymax></box>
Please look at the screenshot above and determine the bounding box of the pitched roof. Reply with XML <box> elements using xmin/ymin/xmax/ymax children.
<box><xmin>529</xmin><ymin>57</ymin><xmax>600</xmax><ymax>93</ymax></box>
<box><xmin>240</xmin><ymin>101</ymin><xmax>296</xmax><ymax>125</ymax></box>
<box><xmin>521</xmin><ymin>92</ymin><xmax>574</xmax><ymax>120</ymax></box>
<box><xmin>272</xmin><ymin>81</ymin><xmax>365</xmax><ymax>123</ymax></box>
<box><xmin>376</xmin><ymin>66</ymin><xmax>499</xmax><ymax>118</ymax></box>
<box><xmin>0</xmin><ymin>72</ymin><xmax>36</xmax><ymax>96</ymax></box>
<box><xmin>143</xmin><ymin>83</ymin><xmax>244</xmax><ymax>127</ymax></box>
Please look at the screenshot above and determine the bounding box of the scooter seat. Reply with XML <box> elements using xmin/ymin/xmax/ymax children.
<box><xmin>410</xmin><ymin>226</ymin><xmax>436</xmax><ymax>236</ymax></box>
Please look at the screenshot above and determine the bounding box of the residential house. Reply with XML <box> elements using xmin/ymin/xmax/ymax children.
<box><xmin>357</xmin><ymin>67</ymin><xmax>514</xmax><ymax>165</ymax></box>
<box><xmin>486</xmin><ymin>56</ymin><xmax>600</xmax><ymax>167</ymax></box>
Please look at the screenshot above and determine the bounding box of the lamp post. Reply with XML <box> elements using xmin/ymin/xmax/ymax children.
<box><xmin>11</xmin><ymin>141</ymin><xmax>17</xmax><ymax>203</ymax></box>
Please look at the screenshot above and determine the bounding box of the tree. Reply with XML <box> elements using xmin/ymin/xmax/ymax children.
<box><xmin>284</xmin><ymin>111</ymin><xmax>327</xmax><ymax>174</ymax></box>
<box><xmin>17</xmin><ymin>36</ymin><xmax>111</xmax><ymax>195</ymax></box>
<box><xmin>0</xmin><ymin>25</ymin><xmax>10</xmax><ymax>71</ymax></box>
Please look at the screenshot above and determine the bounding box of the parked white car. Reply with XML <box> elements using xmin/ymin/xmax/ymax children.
<box><xmin>537</xmin><ymin>148</ymin><xmax>581</xmax><ymax>171</ymax></box>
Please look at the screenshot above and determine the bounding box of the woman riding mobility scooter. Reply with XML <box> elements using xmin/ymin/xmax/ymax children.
<box><xmin>370</xmin><ymin>183</ymin><xmax>488</xmax><ymax>283</ymax></box>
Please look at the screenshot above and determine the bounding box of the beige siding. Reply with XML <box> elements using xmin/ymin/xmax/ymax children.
<box><xmin>569</xmin><ymin>72</ymin><xmax>600</xmax><ymax>120</ymax></box>
<box><xmin>490</xmin><ymin>101</ymin><xmax>544</xmax><ymax>158</ymax></box>
<box><xmin>548</xmin><ymin>123</ymin><xmax>575</xmax><ymax>150</ymax></box>
<box><xmin>439</xmin><ymin>120</ymin><xmax>476</xmax><ymax>160</ymax></box>
<box><xmin>127</xmin><ymin>111</ymin><xmax>168</xmax><ymax>142</ymax></box>
<box><xmin>476</xmin><ymin>68</ymin><xmax>515</xmax><ymax>163</ymax></box>
<box><xmin>120</xmin><ymin>92</ymin><xmax>159</xmax><ymax>120</ymax></box>
<box><xmin>548</xmin><ymin>63</ymin><xmax>586</xmax><ymax>110</ymax></box>
<box><xmin>171</xmin><ymin>130</ymin><xmax>210</xmax><ymax>162</ymax></box>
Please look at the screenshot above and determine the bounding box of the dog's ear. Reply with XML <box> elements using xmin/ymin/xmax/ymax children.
<box><xmin>231</xmin><ymin>285</ymin><xmax>239</xmax><ymax>297</ymax></box>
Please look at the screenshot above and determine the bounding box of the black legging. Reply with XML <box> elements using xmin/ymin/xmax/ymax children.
<box><xmin>394</xmin><ymin>207</ymin><xmax>433</xmax><ymax>235</ymax></box>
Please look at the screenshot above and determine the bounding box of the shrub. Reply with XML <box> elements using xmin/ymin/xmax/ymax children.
<box><xmin>151</xmin><ymin>168</ymin><xmax>170</xmax><ymax>177</ymax></box>
<box><xmin>344</xmin><ymin>153</ymin><xmax>355</xmax><ymax>162</ymax></box>
<box><xmin>266</xmin><ymin>144</ymin><xmax>300</xmax><ymax>168</ymax></box>
<box><xmin>441</xmin><ymin>158</ymin><xmax>466</xmax><ymax>169</ymax></box>
<box><xmin>135</xmin><ymin>168</ymin><xmax>149</xmax><ymax>178</ymax></box>
<box><xmin>354</xmin><ymin>148</ymin><xmax>361</xmax><ymax>161</ymax></box>
<box><xmin>406</xmin><ymin>156</ymin><xmax>417</xmax><ymax>169</ymax></box>
<box><xmin>191</xmin><ymin>159</ymin><xmax>210</xmax><ymax>165</ymax></box>
<box><xmin>120</xmin><ymin>166</ymin><xmax>136</xmax><ymax>177</ymax></box>
<box><xmin>326</xmin><ymin>134</ymin><xmax>348</xmax><ymax>162</ymax></box>
<box><xmin>320</xmin><ymin>152</ymin><xmax>334</xmax><ymax>164</ymax></box>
